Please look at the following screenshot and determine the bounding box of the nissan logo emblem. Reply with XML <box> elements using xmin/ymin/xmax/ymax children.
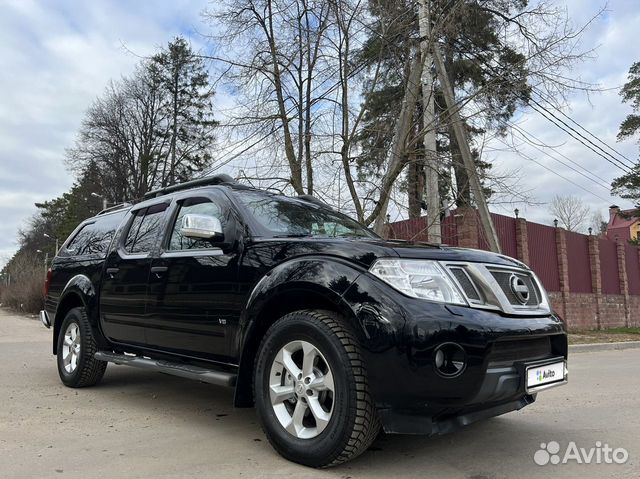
<box><xmin>509</xmin><ymin>274</ymin><xmax>530</xmax><ymax>304</ymax></box>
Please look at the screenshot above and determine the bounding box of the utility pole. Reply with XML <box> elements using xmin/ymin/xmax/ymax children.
<box><xmin>432</xmin><ymin>45</ymin><xmax>501</xmax><ymax>253</ymax></box>
<box><xmin>418</xmin><ymin>0</ymin><xmax>441</xmax><ymax>243</ymax></box>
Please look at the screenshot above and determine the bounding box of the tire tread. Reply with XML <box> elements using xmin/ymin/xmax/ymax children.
<box><xmin>58</xmin><ymin>307</ymin><xmax>106</xmax><ymax>387</ymax></box>
<box><xmin>255</xmin><ymin>309</ymin><xmax>380</xmax><ymax>467</ymax></box>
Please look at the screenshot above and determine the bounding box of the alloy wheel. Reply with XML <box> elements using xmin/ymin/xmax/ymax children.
<box><xmin>268</xmin><ymin>340</ymin><xmax>335</xmax><ymax>439</ymax></box>
<box><xmin>62</xmin><ymin>322</ymin><xmax>81</xmax><ymax>374</ymax></box>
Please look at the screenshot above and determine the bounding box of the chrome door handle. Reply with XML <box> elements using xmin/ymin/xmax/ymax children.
<box><xmin>151</xmin><ymin>266</ymin><xmax>168</xmax><ymax>278</ymax></box>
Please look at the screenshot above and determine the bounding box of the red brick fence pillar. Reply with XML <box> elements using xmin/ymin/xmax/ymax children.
<box><xmin>515</xmin><ymin>217</ymin><xmax>529</xmax><ymax>265</ymax></box>
<box><xmin>588</xmin><ymin>235</ymin><xmax>603</xmax><ymax>330</ymax></box>
<box><xmin>555</xmin><ymin>227</ymin><xmax>570</xmax><ymax>323</ymax></box>
<box><xmin>616</xmin><ymin>240</ymin><xmax>630</xmax><ymax>328</ymax></box>
<box><xmin>455</xmin><ymin>207</ymin><xmax>480</xmax><ymax>249</ymax></box>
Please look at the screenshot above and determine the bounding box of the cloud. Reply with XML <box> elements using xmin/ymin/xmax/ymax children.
<box><xmin>0</xmin><ymin>0</ymin><xmax>638</xmax><ymax>269</ymax></box>
<box><xmin>0</xmin><ymin>0</ymin><xmax>209</xmax><ymax>267</ymax></box>
<box><xmin>488</xmin><ymin>0</ymin><xmax>639</xmax><ymax>228</ymax></box>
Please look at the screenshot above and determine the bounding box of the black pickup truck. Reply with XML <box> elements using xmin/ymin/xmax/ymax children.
<box><xmin>41</xmin><ymin>174</ymin><xmax>567</xmax><ymax>467</ymax></box>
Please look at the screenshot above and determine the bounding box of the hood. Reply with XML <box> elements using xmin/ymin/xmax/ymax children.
<box><xmin>390</xmin><ymin>243</ymin><xmax>527</xmax><ymax>268</ymax></box>
<box><xmin>248</xmin><ymin>237</ymin><xmax>526</xmax><ymax>270</ymax></box>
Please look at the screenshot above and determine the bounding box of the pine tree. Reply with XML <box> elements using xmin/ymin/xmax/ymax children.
<box><xmin>611</xmin><ymin>61</ymin><xmax>640</xmax><ymax>218</ymax></box>
<box><xmin>152</xmin><ymin>37</ymin><xmax>218</xmax><ymax>186</ymax></box>
<box><xmin>356</xmin><ymin>0</ymin><xmax>530</xmax><ymax>217</ymax></box>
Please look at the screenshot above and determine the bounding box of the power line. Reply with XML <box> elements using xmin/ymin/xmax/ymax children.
<box><xmin>531</xmin><ymin>89</ymin><xmax>637</xmax><ymax>167</ymax></box>
<box><xmin>496</xmin><ymin>138</ymin><xmax>612</xmax><ymax>203</ymax></box>
<box><xmin>448</xmin><ymin>36</ymin><xmax>636</xmax><ymax>174</ymax></box>
<box><xmin>527</xmin><ymin>97</ymin><xmax>634</xmax><ymax>173</ymax></box>
<box><xmin>509</xmin><ymin>122</ymin><xmax>612</xmax><ymax>191</ymax></box>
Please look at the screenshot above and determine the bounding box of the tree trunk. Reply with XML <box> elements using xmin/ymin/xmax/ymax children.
<box><xmin>433</xmin><ymin>44</ymin><xmax>501</xmax><ymax>253</ymax></box>
<box><xmin>407</xmin><ymin>150</ymin><xmax>425</xmax><ymax>219</ymax></box>
<box><xmin>418</xmin><ymin>0</ymin><xmax>441</xmax><ymax>242</ymax></box>
<box><xmin>265</xmin><ymin>0</ymin><xmax>303</xmax><ymax>194</ymax></box>
<box><xmin>449</xmin><ymin>122</ymin><xmax>470</xmax><ymax>206</ymax></box>
<box><xmin>370</xmin><ymin>52</ymin><xmax>423</xmax><ymax>234</ymax></box>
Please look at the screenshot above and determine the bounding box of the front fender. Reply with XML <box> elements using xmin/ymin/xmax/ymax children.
<box><xmin>233</xmin><ymin>257</ymin><xmax>407</xmax><ymax>406</ymax></box>
<box><xmin>238</xmin><ymin>257</ymin><xmax>364</xmax><ymax>350</ymax></box>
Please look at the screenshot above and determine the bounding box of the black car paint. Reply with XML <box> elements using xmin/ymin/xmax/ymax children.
<box><xmin>45</xmin><ymin>184</ymin><xmax>568</xmax><ymax>435</ymax></box>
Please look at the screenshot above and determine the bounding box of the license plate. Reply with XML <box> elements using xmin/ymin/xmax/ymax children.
<box><xmin>526</xmin><ymin>361</ymin><xmax>565</xmax><ymax>391</ymax></box>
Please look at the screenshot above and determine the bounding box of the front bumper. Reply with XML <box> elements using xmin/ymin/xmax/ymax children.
<box><xmin>342</xmin><ymin>274</ymin><xmax>568</xmax><ymax>434</ymax></box>
<box><xmin>379</xmin><ymin>357</ymin><xmax>567</xmax><ymax>435</ymax></box>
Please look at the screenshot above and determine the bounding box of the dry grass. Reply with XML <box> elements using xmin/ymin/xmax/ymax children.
<box><xmin>0</xmin><ymin>255</ymin><xmax>44</xmax><ymax>314</ymax></box>
<box><xmin>568</xmin><ymin>328</ymin><xmax>640</xmax><ymax>344</ymax></box>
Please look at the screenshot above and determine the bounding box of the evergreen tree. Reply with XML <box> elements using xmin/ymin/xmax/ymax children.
<box><xmin>356</xmin><ymin>0</ymin><xmax>530</xmax><ymax>216</ymax></box>
<box><xmin>152</xmin><ymin>37</ymin><xmax>218</xmax><ymax>185</ymax></box>
<box><xmin>612</xmin><ymin>61</ymin><xmax>640</xmax><ymax>215</ymax></box>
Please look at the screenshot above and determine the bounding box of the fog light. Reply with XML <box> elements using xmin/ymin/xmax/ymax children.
<box><xmin>434</xmin><ymin>349</ymin><xmax>445</xmax><ymax>369</ymax></box>
<box><xmin>433</xmin><ymin>343</ymin><xmax>467</xmax><ymax>377</ymax></box>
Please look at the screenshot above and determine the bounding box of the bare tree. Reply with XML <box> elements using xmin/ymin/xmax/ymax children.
<box><xmin>67</xmin><ymin>38</ymin><xmax>217</xmax><ymax>202</ymax></box>
<box><xmin>204</xmin><ymin>0</ymin><xmax>605</xmax><ymax>233</ymax></box>
<box><xmin>549</xmin><ymin>194</ymin><xmax>591</xmax><ymax>232</ymax></box>
<box><xmin>590</xmin><ymin>211</ymin><xmax>608</xmax><ymax>236</ymax></box>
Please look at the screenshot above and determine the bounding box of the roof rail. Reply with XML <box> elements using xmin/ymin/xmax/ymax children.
<box><xmin>143</xmin><ymin>174</ymin><xmax>236</xmax><ymax>200</ymax></box>
<box><xmin>97</xmin><ymin>202</ymin><xmax>133</xmax><ymax>216</ymax></box>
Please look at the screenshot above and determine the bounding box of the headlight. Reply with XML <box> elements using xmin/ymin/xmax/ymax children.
<box><xmin>369</xmin><ymin>259</ymin><xmax>466</xmax><ymax>305</ymax></box>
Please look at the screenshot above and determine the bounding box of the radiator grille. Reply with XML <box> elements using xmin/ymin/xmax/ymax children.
<box><xmin>490</xmin><ymin>270</ymin><xmax>540</xmax><ymax>306</ymax></box>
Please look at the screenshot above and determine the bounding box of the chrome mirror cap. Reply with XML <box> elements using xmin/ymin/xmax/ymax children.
<box><xmin>181</xmin><ymin>214</ymin><xmax>223</xmax><ymax>239</ymax></box>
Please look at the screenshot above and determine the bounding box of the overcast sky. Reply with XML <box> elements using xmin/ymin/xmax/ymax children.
<box><xmin>0</xmin><ymin>0</ymin><xmax>638</xmax><ymax>267</ymax></box>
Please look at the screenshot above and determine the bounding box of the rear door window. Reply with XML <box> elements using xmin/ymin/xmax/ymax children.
<box><xmin>124</xmin><ymin>203</ymin><xmax>168</xmax><ymax>254</ymax></box>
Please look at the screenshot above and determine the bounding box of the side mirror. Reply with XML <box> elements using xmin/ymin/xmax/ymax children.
<box><xmin>181</xmin><ymin>214</ymin><xmax>224</xmax><ymax>241</ymax></box>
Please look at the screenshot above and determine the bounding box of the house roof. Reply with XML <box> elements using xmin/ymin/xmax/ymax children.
<box><xmin>608</xmin><ymin>208</ymin><xmax>639</xmax><ymax>230</ymax></box>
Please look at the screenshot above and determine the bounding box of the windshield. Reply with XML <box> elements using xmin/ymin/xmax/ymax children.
<box><xmin>236</xmin><ymin>190</ymin><xmax>377</xmax><ymax>239</ymax></box>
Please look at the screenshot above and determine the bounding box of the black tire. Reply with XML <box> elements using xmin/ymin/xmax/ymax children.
<box><xmin>56</xmin><ymin>307</ymin><xmax>107</xmax><ymax>387</ymax></box>
<box><xmin>254</xmin><ymin>310</ymin><xmax>380</xmax><ymax>467</ymax></box>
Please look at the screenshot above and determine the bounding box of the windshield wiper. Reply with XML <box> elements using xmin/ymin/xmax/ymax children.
<box><xmin>272</xmin><ymin>233</ymin><xmax>313</xmax><ymax>238</ymax></box>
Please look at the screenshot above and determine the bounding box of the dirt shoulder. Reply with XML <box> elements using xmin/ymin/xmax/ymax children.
<box><xmin>568</xmin><ymin>327</ymin><xmax>640</xmax><ymax>344</ymax></box>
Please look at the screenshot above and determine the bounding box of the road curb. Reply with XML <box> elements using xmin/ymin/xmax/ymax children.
<box><xmin>569</xmin><ymin>341</ymin><xmax>640</xmax><ymax>354</ymax></box>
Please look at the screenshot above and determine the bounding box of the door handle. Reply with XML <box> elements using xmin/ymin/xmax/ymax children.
<box><xmin>151</xmin><ymin>266</ymin><xmax>168</xmax><ymax>278</ymax></box>
<box><xmin>106</xmin><ymin>267</ymin><xmax>119</xmax><ymax>278</ymax></box>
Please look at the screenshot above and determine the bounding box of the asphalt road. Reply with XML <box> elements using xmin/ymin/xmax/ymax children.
<box><xmin>1</xmin><ymin>309</ymin><xmax>638</xmax><ymax>479</ymax></box>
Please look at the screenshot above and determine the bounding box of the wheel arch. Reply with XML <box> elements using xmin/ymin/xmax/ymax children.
<box><xmin>52</xmin><ymin>275</ymin><xmax>102</xmax><ymax>354</ymax></box>
<box><xmin>233</xmin><ymin>267</ymin><xmax>363</xmax><ymax>407</ymax></box>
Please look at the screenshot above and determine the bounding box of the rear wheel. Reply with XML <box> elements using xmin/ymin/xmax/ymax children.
<box><xmin>56</xmin><ymin>307</ymin><xmax>107</xmax><ymax>387</ymax></box>
<box><xmin>254</xmin><ymin>310</ymin><xmax>380</xmax><ymax>467</ymax></box>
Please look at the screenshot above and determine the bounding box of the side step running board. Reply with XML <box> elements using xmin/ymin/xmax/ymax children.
<box><xmin>95</xmin><ymin>351</ymin><xmax>237</xmax><ymax>387</ymax></box>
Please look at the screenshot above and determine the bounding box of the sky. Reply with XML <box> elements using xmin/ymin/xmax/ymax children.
<box><xmin>487</xmin><ymin>0</ymin><xmax>640</xmax><ymax>222</ymax></box>
<box><xmin>0</xmin><ymin>0</ymin><xmax>639</xmax><ymax>267</ymax></box>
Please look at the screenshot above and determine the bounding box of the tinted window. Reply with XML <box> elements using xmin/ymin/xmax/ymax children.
<box><xmin>169</xmin><ymin>197</ymin><xmax>224</xmax><ymax>250</ymax></box>
<box><xmin>124</xmin><ymin>213</ymin><xmax>145</xmax><ymax>252</ymax></box>
<box><xmin>65</xmin><ymin>211</ymin><xmax>125</xmax><ymax>256</ymax></box>
<box><xmin>124</xmin><ymin>203</ymin><xmax>168</xmax><ymax>254</ymax></box>
<box><xmin>237</xmin><ymin>190</ymin><xmax>375</xmax><ymax>238</ymax></box>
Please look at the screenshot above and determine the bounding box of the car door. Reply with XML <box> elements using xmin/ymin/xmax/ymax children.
<box><xmin>145</xmin><ymin>191</ymin><xmax>242</xmax><ymax>362</ymax></box>
<box><xmin>99</xmin><ymin>202</ymin><xmax>169</xmax><ymax>346</ymax></box>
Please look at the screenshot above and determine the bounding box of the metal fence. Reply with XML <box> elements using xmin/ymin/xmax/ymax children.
<box><xmin>526</xmin><ymin>221</ymin><xmax>561</xmax><ymax>291</ymax></box>
<box><xmin>566</xmin><ymin>230</ymin><xmax>592</xmax><ymax>294</ymax></box>
<box><xmin>388</xmin><ymin>209</ymin><xmax>639</xmax><ymax>296</ymax></box>
<box><xmin>599</xmin><ymin>238</ymin><xmax>621</xmax><ymax>295</ymax></box>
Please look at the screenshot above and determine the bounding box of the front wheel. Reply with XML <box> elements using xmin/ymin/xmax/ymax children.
<box><xmin>254</xmin><ymin>310</ymin><xmax>380</xmax><ymax>467</ymax></box>
<box><xmin>56</xmin><ymin>307</ymin><xmax>107</xmax><ymax>387</ymax></box>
